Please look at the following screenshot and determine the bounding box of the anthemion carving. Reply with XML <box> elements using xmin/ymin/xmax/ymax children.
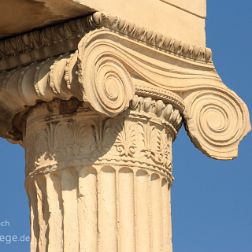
<box><xmin>0</xmin><ymin>8</ymin><xmax>250</xmax><ymax>252</ymax></box>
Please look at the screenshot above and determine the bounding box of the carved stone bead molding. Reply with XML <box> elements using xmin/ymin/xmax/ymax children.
<box><xmin>0</xmin><ymin>12</ymin><xmax>250</xmax><ymax>159</ymax></box>
<box><xmin>24</xmin><ymin>98</ymin><xmax>180</xmax><ymax>183</ymax></box>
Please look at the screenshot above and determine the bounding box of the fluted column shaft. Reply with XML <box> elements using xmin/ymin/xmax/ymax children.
<box><xmin>24</xmin><ymin>98</ymin><xmax>182</xmax><ymax>252</ymax></box>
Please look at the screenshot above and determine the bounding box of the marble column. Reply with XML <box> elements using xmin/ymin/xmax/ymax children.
<box><xmin>0</xmin><ymin>11</ymin><xmax>250</xmax><ymax>252</ymax></box>
<box><xmin>24</xmin><ymin>97</ymin><xmax>180</xmax><ymax>252</ymax></box>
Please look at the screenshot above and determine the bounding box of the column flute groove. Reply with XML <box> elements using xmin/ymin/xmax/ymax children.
<box><xmin>45</xmin><ymin>173</ymin><xmax>63</xmax><ymax>251</ymax></box>
<box><xmin>78</xmin><ymin>167</ymin><xmax>98</xmax><ymax>252</ymax></box>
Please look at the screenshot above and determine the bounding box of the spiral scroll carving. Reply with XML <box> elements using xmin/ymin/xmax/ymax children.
<box><xmin>184</xmin><ymin>88</ymin><xmax>251</xmax><ymax>160</ymax></box>
<box><xmin>78</xmin><ymin>37</ymin><xmax>135</xmax><ymax>117</ymax></box>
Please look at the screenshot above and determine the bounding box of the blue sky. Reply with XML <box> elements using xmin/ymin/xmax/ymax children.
<box><xmin>172</xmin><ymin>1</ymin><xmax>252</xmax><ymax>251</ymax></box>
<box><xmin>0</xmin><ymin>1</ymin><xmax>251</xmax><ymax>252</ymax></box>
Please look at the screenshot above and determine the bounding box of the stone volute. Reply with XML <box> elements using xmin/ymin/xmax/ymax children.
<box><xmin>0</xmin><ymin>7</ymin><xmax>250</xmax><ymax>252</ymax></box>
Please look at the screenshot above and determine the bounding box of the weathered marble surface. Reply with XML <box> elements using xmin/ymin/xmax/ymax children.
<box><xmin>0</xmin><ymin>2</ymin><xmax>250</xmax><ymax>252</ymax></box>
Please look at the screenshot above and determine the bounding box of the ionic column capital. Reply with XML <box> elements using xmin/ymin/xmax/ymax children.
<box><xmin>0</xmin><ymin>12</ymin><xmax>250</xmax><ymax>160</ymax></box>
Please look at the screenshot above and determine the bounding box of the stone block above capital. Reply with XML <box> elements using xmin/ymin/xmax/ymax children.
<box><xmin>0</xmin><ymin>0</ymin><xmax>206</xmax><ymax>46</ymax></box>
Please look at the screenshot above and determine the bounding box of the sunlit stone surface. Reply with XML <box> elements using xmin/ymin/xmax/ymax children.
<box><xmin>0</xmin><ymin>1</ymin><xmax>250</xmax><ymax>251</ymax></box>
